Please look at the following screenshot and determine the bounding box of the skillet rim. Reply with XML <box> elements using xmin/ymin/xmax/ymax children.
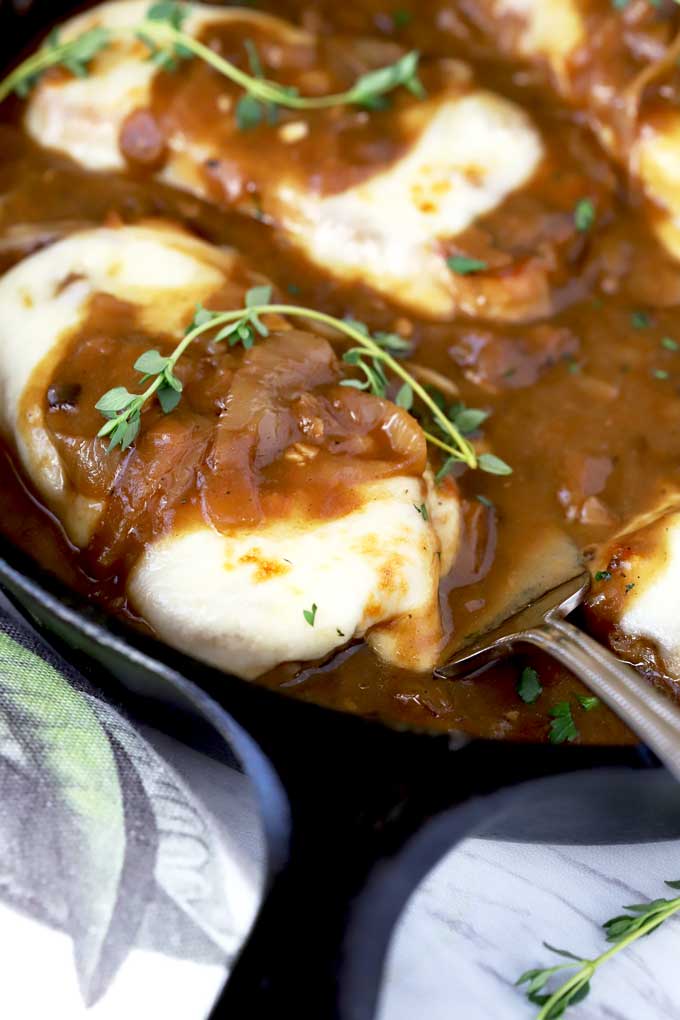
<box><xmin>0</xmin><ymin>522</ymin><xmax>641</xmax><ymax>751</ymax></box>
<box><xmin>5</xmin><ymin>531</ymin><xmax>680</xmax><ymax>854</ymax></box>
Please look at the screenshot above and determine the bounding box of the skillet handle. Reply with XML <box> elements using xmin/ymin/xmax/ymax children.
<box><xmin>520</xmin><ymin>616</ymin><xmax>680</xmax><ymax>782</ymax></box>
<box><xmin>207</xmin><ymin>703</ymin><xmax>647</xmax><ymax>1020</ymax></box>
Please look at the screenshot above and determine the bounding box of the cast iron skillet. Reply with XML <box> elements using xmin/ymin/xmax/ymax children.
<box><xmin>3</xmin><ymin>3</ymin><xmax>680</xmax><ymax>1017</ymax></box>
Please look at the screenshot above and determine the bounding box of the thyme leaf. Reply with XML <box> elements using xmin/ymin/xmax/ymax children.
<box><xmin>517</xmin><ymin>666</ymin><xmax>542</xmax><ymax>704</ymax></box>
<box><xmin>148</xmin><ymin>1</ymin><xmax>187</xmax><ymax>29</ymax></box>
<box><xmin>447</xmin><ymin>255</ymin><xmax>488</xmax><ymax>275</ymax></box>
<box><xmin>477</xmin><ymin>452</ymin><xmax>512</xmax><ymax>476</ymax></box>
<box><xmin>574</xmin><ymin>198</ymin><xmax>595</xmax><ymax>233</ymax></box>
<box><xmin>345</xmin><ymin>50</ymin><xmax>425</xmax><ymax>109</ymax></box>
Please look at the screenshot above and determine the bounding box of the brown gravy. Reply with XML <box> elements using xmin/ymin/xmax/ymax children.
<box><xmin>5</xmin><ymin>0</ymin><xmax>680</xmax><ymax>744</ymax></box>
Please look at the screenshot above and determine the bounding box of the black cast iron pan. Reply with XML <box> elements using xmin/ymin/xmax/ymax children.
<box><xmin>3</xmin><ymin>536</ymin><xmax>679</xmax><ymax>1020</ymax></box>
<box><xmin>3</xmin><ymin>3</ymin><xmax>680</xmax><ymax>1017</ymax></box>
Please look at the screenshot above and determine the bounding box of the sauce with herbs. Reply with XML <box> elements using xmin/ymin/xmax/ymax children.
<box><xmin>4</xmin><ymin>0</ymin><xmax>680</xmax><ymax>744</ymax></box>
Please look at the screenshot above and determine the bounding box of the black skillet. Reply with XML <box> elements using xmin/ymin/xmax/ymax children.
<box><xmin>2</xmin><ymin>2</ymin><xmax>680</xmax><ymax>1017</ymax></box>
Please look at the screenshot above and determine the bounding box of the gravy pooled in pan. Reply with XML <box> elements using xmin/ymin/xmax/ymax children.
<box><xmin>3</xmin><ymin>0</ymin><xmax>680</xmax><ymax>744</ymax></box>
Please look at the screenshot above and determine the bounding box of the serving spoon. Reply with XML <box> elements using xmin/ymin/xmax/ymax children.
<box><xmin>435</xmin><ymin>565</ymin><xmax>680</xmax><ymax>782</ymax></box>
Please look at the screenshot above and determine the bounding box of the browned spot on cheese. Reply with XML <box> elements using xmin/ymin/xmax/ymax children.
<box><xmin>363</xmin><ymin>596</ymin><xmax>384</xmax><ymax>619</ymax></box>
<box><xmin>462</xmin><ymin>164</ymin><xmax>486</xmax><ymax>186</ymax></box>
<box><xmin>239</xmin><ymin>549</ymin><xmax>292</xmax><ymax>582</ymax></box>
<box><xmin>356</xmin><ymin>532</ymin><xmax>380</xmax><ymax>558</ymax></box>
<box><xmin>377</xmin><ymin>557</ymin><xmax>408</xmax><ymax>598</ymax></box>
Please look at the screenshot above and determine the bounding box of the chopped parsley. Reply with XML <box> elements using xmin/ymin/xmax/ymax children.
<box><xmin>517</xmin><ymin>666</ymin><xmax>543</xmax><ymax>705</ymax></box>
<box><xmin>631</xmin><ymin>310</ymin><xmax>651</xmax><ymax>330</ymax></box>
<box><xmin>625</xmin><ymin>582</ymin><xmax>636</xmax><ymax>593</ymax></box>
<box><xmin>392</xmin><ymin>8</ymin><xmax>412</xmax><ymax>27</ymax></box>
<box><xmin>595</xmin><ymin>570</ymin><xmax>612</xmax><ymax>582</ymax></box>
<box><xmin>662</xmin><ymin>336</ymin><xmax>679</xmax><ymax>351</ymax></box>
<box><xmin>447</xmin><ymin>255</ymin><xmax>488</xmax><ymax>275</ymax></box>
<box><xmin>653</xmin><ymin>368</ymin><xmax>669</xmax><ymax>380</ymax></box>
<box><xmin>414</xmin><ymin>502</ymin><xmax>429</xmax><ymax>521</ymax></box>
<box><xmin>476</xmin><ymin>494</ymin><xmax>494</xmax><ymax>508</ymax></box>
<box><xmin>303</xmin><ymin>603</ymin><xmax>318</xmax><ymax>627</ymax></box>
<box><xmin>549</xmin><ymin>702</ymin><xmax>579</xmax><ymax>744</ymax></box>
<box><xmin>574</xmin><ymin>198</ymin><xmax>595</xmax><ymax>232</ymax></box>
<box><xmin>578</xmin><ymin>695</ymin><xmax>601</xmax><ymax>712</ymax></box>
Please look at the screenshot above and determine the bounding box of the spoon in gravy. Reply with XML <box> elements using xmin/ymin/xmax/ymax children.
<box><xmin>436</xmin><ymin>551</ymin><xmax>680</xmax><ymax>781</ymax></box>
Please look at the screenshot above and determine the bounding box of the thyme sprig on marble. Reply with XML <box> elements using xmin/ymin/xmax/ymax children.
<box><xmin>517</xmin><ymin>880</ymin><xmax>680</xmax><ymax>1019</ymax></box>
<box><xmin>95</xmin><ymin>287</ymin><xmax>499</xmax><ymax>472</ymax></box>
<box><xmin>0</xmin><ymin>1</ymin><xmax>424</xmax><ymax>123</ymax></box>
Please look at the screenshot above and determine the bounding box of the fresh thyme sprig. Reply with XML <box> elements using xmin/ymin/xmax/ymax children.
<box><xmin>339</xmin><ymin>317</ymin><xmax>413</xmax><ymax>403</ymax></box>
<box><xmin>94</xmin><ymin>286</ymin><xmax>492</xmax><ymax>471</ymax></box>
<box><xmin>0</xmin><ymin>1</ymin><xmax>424</xmax><ymax>124</ymax></box>
<box><xmin>95</xmin><ymin>284</ymin><xmax>271</xmax><ymax>450</ymax></box>
<box><xmin>423</xmin><ymin>394</ymin><xmax>510</xmax><ymax>478</ymax></box>
<box><xmin>137</xmin><ymin>4</ymin><xmax>425</xmax><ymax>122</ymax></box>
<box><xmin>517</xmin><ymin>880</ymin><xmax>680</xmax><ymax>1019</ymax></box>
<box><xmin>0</xmin><ymin>26</ymin><xmax>111</xmax><ymax>102</ymax></box>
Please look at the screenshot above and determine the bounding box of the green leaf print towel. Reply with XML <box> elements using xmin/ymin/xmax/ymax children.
<box><xmin>0</xmin><ymin>602</ymin><xmax>263</xmax><ymax>1018</ymax></box>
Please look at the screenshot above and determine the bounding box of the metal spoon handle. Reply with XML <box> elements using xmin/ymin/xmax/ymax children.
<box><xmin>523</xmin><ymin>615</ymin><xmax>680</xmax><ymax>781</ymax></box>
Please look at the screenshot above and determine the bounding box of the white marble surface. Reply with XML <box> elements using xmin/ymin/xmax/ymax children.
<box><xmin>379</xmin><ymin>839</ymin><xmax>680</xmax><ymax>1020</ymax></box>
<box><xmin>147</xmin><ymin>723</ymin><xmax>680</xmax><ymax>1020</ymax></box>
<box><xmin>153</xmin><ymin>723</ymin><xmax>680</xmax><ymax>1020</ymax></box>
<box><xmin>6</xmin><ymin>706</ymin><xmax>680</xmax><ymax>1019</ymax></box>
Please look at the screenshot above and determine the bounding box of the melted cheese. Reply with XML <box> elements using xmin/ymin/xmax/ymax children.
<box><xmin>618</xmin><ymin>516</ymin><xmax>680</xmax><ymax>676</ymax></box>
<box><xmin>25</xmin><ymin>1</ymin><xmax>308</xmax><ymax>171</ymax></box>
<box><xmin>0</xmin><ymin>224</ymin><xmax>461</xmax><ymax>677</ymax></box>
<box><xmin>26</xmin><ymin>1</ymin><xmax>545</xmax><ymax>321</ymax></box>
<box><xmin>634</xmin><ymin>115</ymin><xmax>680</xmax><ymax>261</ymax></box>
<box><xmin>470</xmin><ymin>2</ymin><xmax>680</xmax><ymax>264</ymax></box>
<box><xmin>495</xmin><ymin>0</ymin><xmax>584</xmax><ymax>82</ymax></box>
<box><xmin>0</xmin><ymin>224</ymin><xmax>227</xmax><ymax>544</ymax></box>
<box><xmin>592</xmin><ymin>501</ymin><xmax>680</xmax><ymax>678</ymax></box>
<box><xmin>283</xmin><ymin>94</ymin><xmax>543</xmax><ymax>319</ymax></box>
<box><xmin>130</xmin><ymin>472</ymin><xmax>460</xmax><ymax>678</ymax></box>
